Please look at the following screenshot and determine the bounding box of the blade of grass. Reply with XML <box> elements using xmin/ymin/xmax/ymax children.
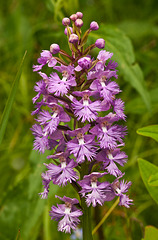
<box><xmin>92</xmin><ymin>198</ymin><xmax>119</xmax><ymax>235</ymax></box>
<box><xmin>0</xmin><ymin>51</ymin><xmax>27</xmax><ymax>145</ymax></box>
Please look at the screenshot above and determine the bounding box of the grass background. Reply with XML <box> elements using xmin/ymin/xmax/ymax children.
<box><xmin>0</xmin><ymin>0</ymin><xmax>158</xmax><ymax>239</ymax></box>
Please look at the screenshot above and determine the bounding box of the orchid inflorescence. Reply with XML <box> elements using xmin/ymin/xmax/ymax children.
<box><xmin>31</xmin><ymin>11</ymin><xmax>133</xmax><ymax>235</ymax></box>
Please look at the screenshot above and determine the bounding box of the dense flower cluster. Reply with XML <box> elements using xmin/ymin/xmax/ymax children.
<box><xmin>32</xmin><ymin>12</ymin><xmax>133</xmax><ymax>234</ymax></box>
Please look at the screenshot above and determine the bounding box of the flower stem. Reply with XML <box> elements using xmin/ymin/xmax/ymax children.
<box><xmin>80</xmin><ymin>161</ymin><xmax>93</xmax><ymax>240</ymax></box>
<box><xmin>81</xmin><ymin>198</ymin><xmax>93</xmax><ymax>240</ymax></box>
<box><xmin>92</xmin><ymin>198</ymin><xmax>119</xmax><ymax>235</ymax></box>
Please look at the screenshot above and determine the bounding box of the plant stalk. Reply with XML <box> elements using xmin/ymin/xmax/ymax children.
<box><xmin>80</xmin><ymin>161</ymin><xmax>93</xmax><ymax>240</ymax></box>
<box><xmin>81</xmin><ymin>198</ymin><xmax>93</xmax><ymax>240</ymax></box>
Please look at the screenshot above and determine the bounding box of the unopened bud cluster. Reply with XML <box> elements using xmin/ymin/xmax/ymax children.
<box><xmin>32</xmin><ymin>11</ymin><xmax>133</xmax><ymax>234</ymax></box>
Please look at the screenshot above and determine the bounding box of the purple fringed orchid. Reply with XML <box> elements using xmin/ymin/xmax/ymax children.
<box><xmin>45</xmin><ymin>152</ymin><xmax>79</xmax><ymax>186</ymax></box>
<box><xmin>33</xmin><ymin>50</ymin><xmax>57</xmax><ymax>71</ymax></box>
<box><xmin>31</xmin><ymin>12</ymin><xmax>132</xmax><ymax>238</ymax></box>
<box><xmin>111</xmin><ymin>177</ymin><xmax>133</xmax><ymax>208</ymax></box>
<box><xmin>48</xmin><ymin>71</ymin><xmax>76</xmax><ymax>96</ymax></box>
<box><xmin>78</xmin><ymin>172</ymin><xmax>115</xmax><ymax>207</ymax></box>
<box><xmin>50</xmin><ymin>196</ymin><xmax>83</xmax><ymax>233</ymax></box>
<box><xmin>71</xmin><ymin>90</ymin><xmax>102</xmax><ymax>122</ymax></box>
<box><xmin>67</xmin><ymin>125</ymin><xmax>97</xmax><ymax>163</ymax></box>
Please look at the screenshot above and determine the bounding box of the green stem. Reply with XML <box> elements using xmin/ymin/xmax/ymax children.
<box><xmin>81</xmin><ymin>198</ymin><xmax>93</xmax><ymax>240</ymax></box>
<box><xmin>80</xmin><ymin>161</ymin><xmax>93</xmax><ymax>240</ymax></box>
<box><xmin>92</xmin><ymin>198</ymin><xmax>119</xmax><ymax>235</ymax></box>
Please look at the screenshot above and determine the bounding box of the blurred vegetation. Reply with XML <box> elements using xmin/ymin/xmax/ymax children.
<box><xmin>0</xmin><ymin>0</ymin><xmax>158</xmax><ymax>239</ymax></box>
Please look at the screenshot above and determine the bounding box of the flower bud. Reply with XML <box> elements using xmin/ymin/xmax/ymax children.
<box><xmin>95</xmin><ymin>38</ymin><xmax>105</xmax><ymax>49</ymax></box>
<box><xmin>76</xmin><ymin>12</ymin><xmax>83</xmax><ymax>19</ymax></box>
<box><xmin>64</xmin><ymin>27</ymin><xmax>73</xmax><ymax>36</ymax></box>
<box><xmin>75</xmin><ymin>19</ymin><xmax>83</xmax><ymax>28</ymax></box>
<box><xmin>78</xmin><ymin>57</ymin><xmax>91</xmax><ymax>69</ymax></box>
<box><xmin>62</xmin><ymin>17</ymin><xmax>70</xmax><ymax>26</ymax></box>
<box><xmin>70</xmin><ymin>14</ymin><xmax>78</xmax><ymax>21</ymax></box>
<box><xmin>50</xmin><ymin>44</ymin><xmax>60</xmax><ymax>54</ymax></box>
<box><xmin>69</xmin><ymin>34</ymin><xmax>79</xmax><ymax>43</ymax></box>
<box><xmin>90</xmin><ymin>21</ymin><xmax>99</xmax><ymax>31</ymax></box>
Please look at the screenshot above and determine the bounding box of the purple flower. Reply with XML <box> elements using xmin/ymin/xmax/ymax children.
<box><xmin>33</xmin><ymin>50</ymin><xmax>57</xmax><ymax>72</ymax></box>
<box><xmin>90</xmin><ymin>72</ymin><xmax>120</xmax><ymax>102</ymax></box>
<box><xmin>69</xmin><ymin>34</ymin><xmax>79</xmax><ymax>43</ymax></box>
<box><xmin>71</xmin><ymin>90</ymin><xmax>102</xmax><ymax>122</ymax></box>
<box><xmin>70</xmin><ymin>14</ymin><xmax>78</xmax><ymax>21</ymax></box>
<box><xmin>44</xmin><ymin>152</ymin><xmax>79</xmax><ymax>186</ymax></box>
<box><xmin>95</xmin><ymin>38</ymin><xmax>105</xmax><ymax>49</ymax></box>
<box><xmin>90</xmin><ymin>21</ymin><xmax>99</xmax><ymax>30</ymax></box>
<box><xmin>96</xmin><ymin>149</ymin><xmax>128</xmax><ymax>177</ymax></box>
<box><xmin>31</xmin><ymin>124</ymin><xmax>57</xmax><ymax>153</ymax></box>
<box><xmin>67</xmin><ymin>125</ymin><xmax>97</xmax><ymax>163</ymax></box>
<box><xmin>39</xmin><ymin>172</ymin><xmax>51</xmax><ymax>199</ymax></box>
<box><xmin>90</xmin><ymin>117</ymin><xmax>127</xmax><ymax>149</ymax></box>
<box><xmin>37</xmin><ymin>104</ymin><xmax>70</xmax><ymax>135</ymax></box>
<box><xmin>112</xmin><ymin>98</ymin><xmax>126</xmax><ymax>121</ymax></box>
<box><xmin>50</xmin><ymin>44</ymin><xmax>60</xmax><ymax>54</ymax></box>
<box><xmin>32</xmin><ymin>79</ymin><xmax>46</xmax><ymax>104</ymax></box>
<box><xmin>62</xmin><ymin>17</ymin><xmax>70</xmax><ymax>26</ymax></box>
<box><xmin>48</xmin><ymin>72</ymin><xmax>76</xmax><ymax>96</ymax></box>
<box><xmin>119</xmin><ymin>194</ymin><xmax>133</xmax><ymax>208</ymax></box>
<box><xmin>54</xmin><ymin>64</ymin><xmax>75</xmax><ymax>76</ymax></box>
<box><xmin>97</xmin><ymin>50</ymin><xmax>113</xmax><ymax>63</ymax></box>
<box><xmin>111</xmin><ymin>178</ymin><xmax>133</xmax><ymax>208</ymax></box>
<box><xmin>106</xmin><ymin>60</ymin><xmax>118</xmax><ymax>70</ymax></box>
<box><xmin>50</xmin><ymin>196</ymin><xmax>83</xmax><ymax>233</ymax></box>
<box><xmin>75</xmin><ymin>19</ymin><xmax>83</xmax><ymax>28</ymax></box>
<box><xmin>31</xmin><ymin>14</ymin><xmax>133</xmax><ymax>235</ymax></box>
<box><xmin>75</xmin><ymin>57</ymin><xmax>92</xmax><ymax>72</ymax></box>
<box><xmin>76</xmin><ymin>12</ymin><xmax>83</xmax><ymax>19</ymax></box>
<box><xmin>78</xmin><ymin>172</ymin><xmax>114</xmax><ymax>207</ymax></box>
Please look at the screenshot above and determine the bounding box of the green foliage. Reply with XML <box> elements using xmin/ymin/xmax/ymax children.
<box><xmin>137</xmin><ymin>125</ymin><xmax>158</xmax><ymax>142</ymax></box>
<box><xmin>0</xmin><ymin>51</ymin><xmax>27</xmax><ymax>145</ymax></box>
<box><xmin>142</xmin><ymin>226</ymin><xmax>158</xmax><ymax>240</ymax></box>
<box><xmin>138</xmin><ymin>158</ymin><xmax>158</xmax><ymax>204</ymax></box>
<box><xmin>148</xmin><ymin>172</ymin><xmax>158</xmax><ymax>187</ymax></box>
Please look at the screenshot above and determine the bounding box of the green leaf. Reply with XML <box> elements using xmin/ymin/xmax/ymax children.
<box><xmin>0</xmin><ymin>51</ymin><xmax>27</xmax><ymax>145</ymax></box>
<box><xmin>148</xmin><ymin>172</ymin><xmax>158</xmax><ymax>186</ymax></box>
<box><xmin>89</xmin><ymin>25</ymin><xmax>151</xmax><ymax>110</ymax></box>
<box><xmin>137</xmin><ymin>125</ymin><xmax>158</xmax><ymax>142</ymax></box>
<box><xmin>138</xmin><ymin>158</ymin><xmax>158</xmax><ymax>204</ymax></box>
<box><xmin>126</xmin><ymin>88</ymin><xmax>158</xmax><ymax>114</ymax></box>
<box><xmin>143</xmin><ymin>226</ymin><xmax>158</xmax><ymax>240</ymax></box>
